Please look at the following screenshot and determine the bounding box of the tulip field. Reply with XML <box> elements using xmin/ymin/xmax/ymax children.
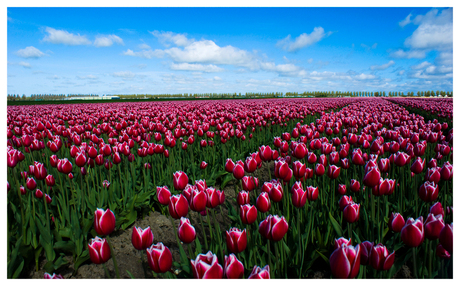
<box><xmin>7</xmin><ymin>97</ymin><xmax>453</xmax><ymax>279</ymax></box>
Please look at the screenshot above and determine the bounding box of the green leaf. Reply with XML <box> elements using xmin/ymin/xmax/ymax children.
<box><xmin>353</xmin><ymin>231</ymin><xmax>361</xmax><ymax>244</ymax></box>
<box><xmin>121</xmin><ymin>210</ymin><xmax>137</xmax><ymax>230</ymax></box>
<box><xmin>126</xmin><ymin>270</ymin><xmax>135</xmax><ymax>279</ymax></box>
<box><xmin>282</xmin><ymin>240</ymin><xmax>291</xmax><ymax>256</ymax></box>
<box><xmin>315</xmin><ymin>250</ymin><xmax>329</xmax><ymax>264</ymax></box>
<box><xmin>54</xmin><ymin>241</ymin><xmax>76</xmax><ymax>253</ymax></box>
<box><xmin>74</xmin><ymin>250</ymin><xmax>89</xmax><ymax>272</ymax></box>
<box><xmin>12</xmin><ymin>260</ymin><xmax>24</xmax><ymax>279</ymax></box>
<box><xmin>220</xmin><ymin>173</ymin><xmax>234</xmax><ymax>189</ymax></box>
<box><xmin>39</xmin><ymin>234</ymin><xmax>56</xmax><ymax>262</ymax></box>
<box><xmin>195</xmin><ymin>237</ymin><xmax>202</xmax><ymax>256</ymax></box>
<box><xmin>58</xmin><ymin>228</ymin><xmax>72</xmax><ymax>239</ymax></box>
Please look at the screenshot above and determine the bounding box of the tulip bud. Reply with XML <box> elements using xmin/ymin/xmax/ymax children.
<box><xmin>146</xmin><ymin>242</ymin><xmax>173</xmax><ymax>273</ymax></box>
<box><xmin>240</xmin><ymin>204</ymin><xmax>257</xmax><ymax>224</ymax></box>
<box><xmin>88</xmin><ymin>237</ymin><xmax>111</xmax><ymax>264</ymax></box>
<box><xmin>173</xmin><ymin>171</ymin><xmax>189</xmax><ymax>191</ymax></box>
<box><xmin>400</xmin><ymin>216</ymin><xmax>425</xmax><ymax>247</ymax></box>
<box><xmin>259</xmin><ymin>214</ymin><xmax>288</xmax><ymax>241</ymax></box>
<box><xmin>439</xmin><ymin>223</ymin><xmax>453</xmax><ymax>253</ymax></box>
<box><xmin>418</xmin><ymin>181</ymin><xmax>439</xmax><ymax>202</ymax></box>
<box><xmin>339</xmin><ymin>195</ymin><xmax>354</xmax><ymax>211</ymax></box>
<box><xmin>189</xmin><ymin>188</ymin><xmax>207</xmax><ymax>212</ymax></box>
<box><xmin>343</xmin><ymin>203</ymin><xmax>360</xmax><ymax>223</ymax></box>
<box><xmin>329</xmin><ymin>243</ymin><xmax>361</xmax><ymax>278</ymax></box>
<box><xmin>388</xmin><ymin>212</ymin><xmax>405</xmax><ymax>233</ymax></box>
<box><xmin>232</xmin><ymin>164</ymin><xmax>245</xmax><ymax>180</ymax></box>
<box><xmin>338</xmin><ymin>184</ymin><xmax>347</xmax><ymax>195</ymax></box>
<box><xmin>224</xmin><ymin>254</ymin><xmax>245</xmax><ymax>279</ymax></box>
<box><xmin>26</xmin><ymin>177</ymin><xmax>37</xmax><ymax>190</ymax></box>
<box><xmin>248</xmin><ymin>265</ymin><xmax>270</xmax><ymax>279</ymax></box>
<box><xmin>292</xmin><ymin>187</ymin><xmax>307</xmax><ymax>208</ymax></box>
<box><xmin>225</xmin><ymin>158</ymin><xmax>235</xmax><ymax>173</ymax></box>
<box><xmin>168</xmin><ymin>194</ymin><xmax>189</xmax><ymax>219</ymax></box>
<box><xmin>269</xmin><ymin>182</ymin><xmax>283</xmax><ymax>202</ymax></box>
<box><xmin>429</xmin><ymin>202</ymin><xmax>444</xmax><ymax>217</ymax></box>
<box><xmin>436</xmin><ymin>243</ymin><xmax>451</xmax><ymax>259</ymax></box>
<box><xmin>45</xmin><ymin>174</ymin><xmax>55</xmax><ymax>187</ymax></box>
<box><xmin>132</xmin><ymin>226</ymin><xmax>154</xmax><ymax>250</ymax></box>
<box><xmin>200</xmin><ymin>161</ymin><xmax>208</xmax><ymax>169</ymax></box>
<box><xmin>178</xmin><ymin>217</ymin><xmax>196</xmax><ymax>243</ymax></box>
<box><xmin>191</xmin><ymin>251</ymin><xmax>223</xmax><ymax>279</ymax></box>
<box><xmin>94</xmin><ymin>208</ymin><xmax>116</xmax><ymax>236</ymax></box>
<box><xmin>363</xmin><ymin>166</ymin><xmax>381</xmax><ymax>187</ymax></box>
<box><xmin>226</xmin><ymin>227</ymin><xmax>247</xmax><ymax>254</ymax></box>
<box><xmin>424</xmin><ymin>213</ymin><xmax>445</xmax><ymax>240</ymax></box>
<box><xmin>360</xmin><ymin>241</ymin><xmax>374</xmax><ymax>265</ymax></box>
<box><xmin>370</xmin><ymin>244</ymin><xmax>395</xmax><ymax>271</ymax></box>
<box><xmin>156</xmin><ymin>186</ymin><xmax>171</xmax><ymax>206</ymax></box>
<box><xmin>350</xmin><ymin>179</ymin><xmax>360</xmax><ymax>193</ymax></box>
<box><xmin>306</xmin><ymin>186</ymin><xmax>319</xmax><ymax>201</ymax></box>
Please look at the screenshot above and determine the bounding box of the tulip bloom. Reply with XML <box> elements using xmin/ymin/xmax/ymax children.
<box><xmin>400</xmin><ymin>217</ymin><xmax>424</xmax><ymax>247</ymax></box>
<box><xmin>168</xmin><ymin>194</ymin><xmax>189</xmax><ymax>219</ymax></box>
<box><xmin>191</xmin><ymin>251</ymin><xmax>223</xmax><ymax>279</ymax></box>
<box><xmin>334</xmin><ymin>237</ymin><xmax>352</xmax><ymax>249</ymax></box>
<box><xmin>339</xmin><ymin>195</ymin><xmax>354</xmax><ymax>211</ymax></box>
<box><xmin>205</xmin><ymin>187</ymin><xmax>224</xmax><ymax>208</ymax></box>
<box><xmin>424</xmin><ymin>213</ymin><xmax>445</xmax><ymax>240</ymax></box>
<box><xmin>306</xmin><ymin>186</ymin><xmax>319</xmax><ymax>201</ymax></box>
<box><xmin>258</xmin><ymin>214</ymin><xmax>288</xmax><ymax>241</ymax></box>
<box><xmin>338</xmin><ymin>184</ymin><xmax>347</xmax><ymax>195</ymax></box>
<box><xmin>237</xmin><ymin>191</ymin><xmax>250</xmax><ymax>205</ymax></box>
<box><xmin>26</xmin><ymin>177</ymin><xmax>37</xmax><ymax>190</ymax></box>
<box><xmin>200</xmin><ymin>161</ymin><xmax>208</xmax><ymax>169</ymax></box>
<box><xmin>132</xmin><ymin>226</ymin><xmax>154</xmax><ymax>250</ymax></box>
<box><xmin>269</xmin><ymin>182</ymin><xmax>283</xmax><ymax>203</ymax></box>
<box><xmin>44</xmin><ymin>273</ymin><xmax>64</xmax><ymax>279</ymax></box>
<box><xmin>225</xmin><ymin>158</ymin><xmax>235</xmax><ymax>173</ymax></box>
<box><xmin>388</xmin><ymin>212</ymin><xmax>405</xmax><ymax>233</ymax></box>
<box><xmin>88</xmin><ymin>237</ymin><xmax>111</xmax><ymax>264</ymax></box>
<box><xmin>240</xmin><ymin>204</ymin><xmax>257</xmax><ymax>224</ymax></box>
<box><xmin>173</xmin><ymin>171</ymin><xmax>189</xmax><ymax>190</ymax></box>
<box><xmin>248</xmin><ymin>265</ymin><xmax>270</xmax><ymax>279</ymax></box>
<box><xmin>410</xmin><ymin>157</ymin><xmax>425</xmax><ymax>174</ymax></box>
<box><xmin>329</xmin><ymin>243</ymin><xmax>361</xmax><ymax>278</ymax></box>
<box><xmin>429</xmin><ymin>202</ymin><xmax>444</xmax><ymax>217</ymax></box>
<box><xmin>360</xmin><ymin>241</ymin><xmax>374</xmax><ymax>265</ymax></box>
<box><xmin>232</xmin><ymin>164</ymin><xmax>245</xmax><ymax>180</ymax></box>
<box><xmin>242</xmin><ymin>176</ymin><xmax>259</xmax><ymax>192</ymax></box>
<box><xmin>350</xmin><ymin>179</ymin><xmax>360</xmax><ymax>193</ymax></box>
<box><xmin>370</xmin><ymin>244</ymin><xmax>395</xmax><ymax>271</ymax></box>
<box><xmin>343</xmin><ymin>203</ymin><xmax>360</xmax><ymax>223</ymax></box>
<box><xmin>189</xmin><ymin>188</ymin><xmax>207</xmax><ymax>212</ymax></box>
<box><xmin>439</xmin><ymin>223</ymin><xmax>453</xmax><ymax>253</ymax></box>
<box><xmin>146</xmin><ymin>242</ymin><xmax>173</xmax><ymax>273</ymax></box>
<box><xmin>418</xmin><ymin>181</ymin><xmax>439</xmax><ymax>202</ymax></box>
<box><xmin>157</xmin><ymin>186</ymin><xmax>171</xmax><ymax>206</ymax></box>
<box><xmin>94</xmin><ymin>208</ymin><xmax>116</xmax><ymax>236</ymax></box>
<box><xmin>292</xmin><ymin>187</ymin><xmax>307</xmax><ymax>208</ymax></box>
<box><xmin>363</xmin><ymin>166</ymin><xmax>381</xmax><ymax>187</ymax></box>
<box><xmin>226</xmin><ymin>227</ymin><xmax>247</xmax><ymax>254</ymax></box>
<box><xmin>224</xmin><ymin>254</ymin><xmax>245</xmax><ymax>279</ymax></box>
<box><xmin>178</xmin><ymin>217</ymin><xmax>196</xmax><ymax>243</ymax></box>
<box><xmin>256</xmin><ymin>192</ymin><xmax>271</xmax><ymax>213</ymax></box>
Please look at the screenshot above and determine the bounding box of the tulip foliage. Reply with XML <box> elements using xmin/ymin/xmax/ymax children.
<box><xmin>7</xmin><ymin>97</ymin><xmax>452</xmax><ymax>279</ymax></box>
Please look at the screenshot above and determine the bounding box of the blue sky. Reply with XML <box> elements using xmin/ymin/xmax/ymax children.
<box><xmin>7</xmin><ymin>7</ymin><xmax>453</xmax><ymax>95</ymax></box>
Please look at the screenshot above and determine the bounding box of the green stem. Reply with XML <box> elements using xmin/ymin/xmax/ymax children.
<box><xmin>198</xmin><ymin>215</ymin><xmax>208</xmax><ymax>250</ymax></box>
<box><xmin>102</xmin><ymin>262</ymin><xmax>111</xmax><ymax>278</ymax></box>
<box><xmin>428</xmin><ymin>241</ymin><xmax>432</xmax><ymax>278</ymax></box>
<box><xmin>412</xmin><ymin>247</ymin><xmax>418</xmax><ymax>279</ymax></box>
<box><xmin>267</xmin><ymin>240</ymin><xmax>271</xmax><ymax>277</ymax></box>
<box><xmin>106</xmin><ymin>236</ymin><xmax>121</xmax><ymax>278</ymax></box>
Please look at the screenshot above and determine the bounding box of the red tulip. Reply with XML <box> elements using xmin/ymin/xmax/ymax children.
<box><xmin>132</xmin><ymin>226</ymin><xmax>154</xmax><ymax>250</ymax></box>
<box><xmin>292</xmin><ymin>187</ymin><xmax>307</xmax><ymax>208</ymax></box>
<box><xmin>292</xmin><ymin>161</ymin><xmax>306</xmax><ymax>180</ymax></box>
<box><xmin>88</xmin><ymin>237</ymin><xmax>111</xmax><ymax>264</ymax></box>
<box><xmin>370</xmin><ymin>244</ymin><xmax>395</xmax><ymax>271</ymax></box>
<box><xmin>44</xmin><ymin>273</ymin><xmax>64</xmax><ymax>279</ymax></box>
<box><xmin>327</xmin><ymin>165</ymin><xmax>341</xmax><ymax>179</ymax></box>
<box><xmin>439</xmin><ymin>223</ymin><xmax>453</xmax><ymax>253</ymax></box>
<box><xmin>240</xmin><ymin>204</ymin><xmax>257</xmax><ymax>224</ymax></box>
<box><xmin>425</xmin><ymin>167</ymin><xmax>441</xmax><ymax>184</ymax></box>
<box><xmin>440</xmin><ymin>161</ymin><xmax>453</xmax><ymax>181</ymax></box>
<box><xmin>244</xmin><ymin>156</ymin><xmax>258</xmax><ymax>173</ymax></box>
<box><xmin>424</xmin><ymin>213</ymin><xmax>445</xmax><ymax>240</ymax></box>
<box><xmin>329</xmin><ymin>243</ymin><xmax>361</xmax><ymax>278</ymax></box>
<box><xmin>339</xmin><ymin>195</ymin><xmax>354</xmax><ymax>211</ymax></box>
<box><xmin>248</xmin><ymin>265</ymin><xmax>270</xmax><ymax>279</ymax></box>
<box><xmin>258</xmin><ymin>214</ymin><xmax>288</xmax><ymax>241</ymax></box>
<box><xmin>200</xmin><ymin>161</ymin><xmax>208</xmax><ymax>169</ymax></box>
<box><xmin>232</xmin><ymin>164</ymin><xmax>245</xmax><ymax>180</ymax></box>
<box><xmin>350</xmin><ymin>179</ymin><xmax>360</xmax><ymax>193</ymax></box>
<box><xmin>189</xmin><ymin>188</ymin><xmax>207</xmax><ymax>212</ymax></box>
<box><xmin>225</xmin><ymin>158</ymin><xmax>235</xmax><ymax>173</ymax></box>
<box><xmin>168</xmin><ymin>194</ymin><xmax>189</xmax><ymax>219</ymax></box>
<box><xmin>363</xmin><ymin>166</ymin><xmax>381</xmax><ymax>187</ymax></box>
<box><xmin>388</xmin><ymin>212</ymin><xmax>405</xmax><ymax>233</ymax></box>
<box><xmin>173</xmin><ymin>171</ymin><xmax>189</xmax><ymax>190</ymax></box>
<box><xmin>360</xmin><ymin>241</ymin><xmax>374</xmax><ymax>265</ymax></box>
<box><xmin>378</xmin><ymin>158</ymin><xmax>390</xmax><ymax>173</ymax></box>
<box><xmin>237</xmin><ymin>191</ymin><xmax>250</xmax><ymax>205</ymax></box>
<box><xmin>436</xmin><ymin>243</ymin><xmax>451</xmax><ymax>259</ymax></box>
<box><xmin>226</xmin><ymin>227</ymin><xmax>247</xmax><ymax>254</ymax></box>
<box><xmin>33</xmin><ymin>162</ymin><xmax>47</xmax><ymax>180</ymax></box>
<box><xmin>205</xmin><ymin>187</ymin><xmax>224</xmax><ymax>208</ymax></box>
<box><xmin>45</xmin><ymin>174</ymin><xmax>55</xmax><ymax>187</ymax></box>
<box><xmin>146</xmin><ymin>242</ymin><xmax>173</xmax><ymax>273</ymax></box>
<box><xmin>418</xmin><ymin>181</ymin><xmax>439</xmax><ymax>202</ymax></box>
<box><xmin>94</xmin><ymin>208</ymin><xmax>116</xmax><ymax>236</ymax></box>
<box><xmin>224</xmin><ymin>254</ymin><xmax>244</xmax><ymax>279</ymax></box>
<box><xmin>343</xmin><ymin>203</ymin><xmax>360</xmax><ymax>223</ymax></box>
<box><xmin>306</xmin><ymin>186</ymin><xmax>319</xmax><ymax>201</ymax></box>
<box><xmin>191</xmin><ymin>251</ymin><xmax>223</xmax><ymax>279</ymax></box>
<box><xmin>315</xmin><ymin>163</ymin><xmax>325</xmax><ymax>176</ymax></box>
<box><xmin>269</xmin><ymin>182</ymin><xmax>283</xmax><ymax>202</ymax></box>
<box><xmin>242</xmin><ymin>176</ymin><xmax>259</xmax><ymax>192</ymax></box>
<box><xmin>26</xmin><ymin>177</ymin><xmax>37</xmax><ymax>190</ymax></box>
<box><xmin>429</xmin><ymin>202</ymin><xmax>444</xmax><ymax>217</ymax></box>
<box><xmin>400</xmin><ymin>216</ymin><xmax>424</xmax><ymax>247</ymax></box>
<box><xmin>178</xmin><ymin>217</ymin><xmax>196</xmax><ymax>243</ymax></box>
<box><xmin>259</xmin><ymin>145</ymin><xmax>273</xmax><ymax>162</ymax></box>
<box><xmin>60</xmin><ymin>158</ymin><xmax>73</xmax><ymax>174</ymax></box>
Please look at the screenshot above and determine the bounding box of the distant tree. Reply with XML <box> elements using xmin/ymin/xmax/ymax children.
<box><xmin>436</xmin><ymin>90</ymin><xmax>440</xmax><ymax>96</ymax></box>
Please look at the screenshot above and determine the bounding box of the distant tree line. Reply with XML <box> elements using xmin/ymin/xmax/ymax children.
<box><xmin>7</xmin><ymin>90</ymin><xmax>453</xmax><ymax>102</ymax></box>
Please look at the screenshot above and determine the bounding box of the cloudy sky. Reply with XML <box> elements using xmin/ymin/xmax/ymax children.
<box><xmin>7</xmin><ymin>7</ymin><xmax>453</xmax><ymax>95</ymax></box>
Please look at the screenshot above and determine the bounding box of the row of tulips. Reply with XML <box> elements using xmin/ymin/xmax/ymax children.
<box><xmin>7</xmin><ymin>98</ymin><xmax>354</xmax><ymax>278</ymax></box>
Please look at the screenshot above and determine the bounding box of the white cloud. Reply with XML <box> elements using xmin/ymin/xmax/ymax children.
<box><xmin>355</xmin><ymin>73</ymin><xmax>376</xmax><ymax>80</ymax></box>
<box><xmin>277</xmin><ymin>27</ymin><xmax>330</xmax><ymax>52</ymax></box>
<box><xmin>389</xmin><ymin>49</ymin><xmax>426</xmax><ymax>59</ymax></box>
<box><xmin>398</xmin><ymin>70</ymin><xmax>405</xmax><ymax>76</ymax></box>
<box><xmin>18</xmin><ymin>61</ymin><xmax>31</xmax><ymax>68</ymax></box>
<box><xmin>361</xmin><ymin>43</ymin><xmax>378</xmax><ymax>51</ymax></box>
<box><xmin>112</xmin><ymin>71</ymin><xmax>136</xmax><ymax>79</ymax></box>
<box><xmin>123</xmin><ymin>49</ymin><xmax>165</xmax><ymax>59</ymax></box>
<box><xmin>370</xmin><ymin>60</ymin><xmax>395</xmax><ymax>71</ymax></box>
<box><xmin>150</xmin><ymin>30</ymin><xmax>193</xmax><ymax>47</ymax></box>
<box><xmin>77</xmin><ymin>74</ymin><xmax>98</xmax><ymax>80</ymax></box>
<box><xmin>307</xmin><ymin>58</ymin><xmax>313</xmax><ymax>64</ymax></box>
<box><xmin>94</xmin><ymin>35</ymin><xmax>124</xmax><ymax>47</ymax></box>
<box><xmin>399</xmin><ymin>13</ymin><xmax>412</xmax><ymax>27</ymax></box>
<box><xmin>42</xmin><ymin>27</ymin><xmax>91</xmax><ymax>45</ymax></box>
<box><xmin>436</xmin><ymin>51</ymin><xmax>452</xmax><ymax>66</ymax></box>
<box><xmin>170</xmin><ymin>63</ymin><xmax>224</xmax><ymax>73</ymax></box>
<box><xmin>138</xmin><ymin>43</ymin><xmax>151</xmax><ymax>49</ymax></box>
<box><xmin>213</xmin><ymin>76</ymin><xmax>222</xmax><ymax>81</ymax></box>
<box><xmin>404</xmin><ymin>8</ymin><xmax>452</xmax><ymax>50</ymax></box>
<box><xmin>15</xmin><ymin>46</ymin><xmax>45</xmax><ymax>58</ymax></box>
<box><xmin>411</xmin><ymin>61</ymin><xmax>431</xmax><ymax>70</ymax></box>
